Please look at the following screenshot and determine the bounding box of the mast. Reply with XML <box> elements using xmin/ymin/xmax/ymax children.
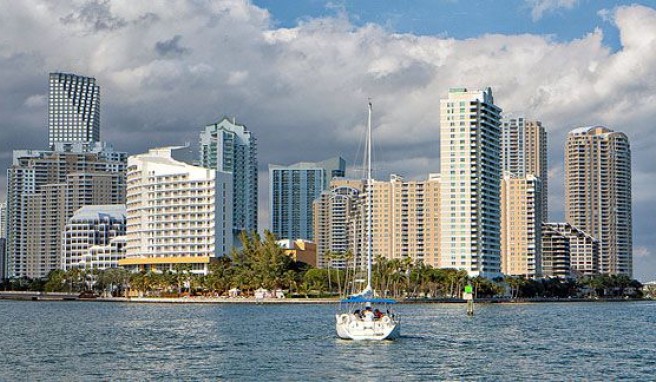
<box><xmin>366</xmin><ymin>101</ymin><xmax>373</xmax><ymax>292</ymax></box>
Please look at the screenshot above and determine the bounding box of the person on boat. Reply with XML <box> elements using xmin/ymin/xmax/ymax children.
<box><xmin>353</xmin><ymin>309</ymin><xmax>361</xmax><ymax>319</ymax></box>
<box><xmin>363</xmin><ymin>306</ymin><xmax>374</xmax><ymax>322</ymax></box>
<box><xmin>374</xmin><ymin>309</ymin><xmax>383</xmax><ymax>319</ymax></box>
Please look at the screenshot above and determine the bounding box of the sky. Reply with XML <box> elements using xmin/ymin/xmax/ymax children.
<box><xmin>0</xmin><ymin>0</ymin><xmax>655</xmax><ymax>281</ymax></box>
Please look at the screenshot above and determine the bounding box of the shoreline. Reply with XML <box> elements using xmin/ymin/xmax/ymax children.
<box><xmin>0</xmin><ymin>291</ymin><xmax>649</xmax><ymax>304</ymax></box>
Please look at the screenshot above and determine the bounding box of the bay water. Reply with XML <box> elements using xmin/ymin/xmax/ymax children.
<box><xmin>0</xmin><ymin>300</ymin><xmax>654</xmax><ymax>381</ymax></box>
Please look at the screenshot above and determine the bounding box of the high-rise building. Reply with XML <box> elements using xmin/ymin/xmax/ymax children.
<box><xmin>501</xmin><ymin>173</ymin><xmax>542</xmax><ymax>277</ymax></box>
<box><xmin>439</xmin><ymin>87</ymin><xmax>502</xmax><ymax>278</ymax></box>
<box><xmin>501</xmin><ymin>117</ymin><xmax>548</xmax><ymax>220</ymax></box>
<box><xmin>269</xmin><ymin>157</ymin><xmax>345</xmax><ymax>241</ymax></box>
<box><xmin>543</xmin><ymin>222</ymin><xmax>599</xmax><ymax>277</ymax></box>
<box><xmin>200</xmin><ymin>118</ymin><xmax>258</xmax><ymax>243</ymax></box>
<box><xmin>120</xmin><ymin>147</ymin><xmax>232</xmax><ymax>275</ymax></box>
<box><xmin>313</xmin><ymin>178</ymin><xmax>363</xmax><ymax>269</ymax></box>
<box><xmin>6</xmin><ymin>143</ymin><xmax>126</xmax><ymax>279</ymax></box>
<box><xmin>62</xmin><ymin>205</ymin><xmax>126</xmax><ymax>271</ymax></box>
<box><xmin>565</xmin><ymin>126</ymin><xmax>632</xmax><ymax>276</ymax></box>
<box><xmin>367</xmin><ymin>174</ymin><xmax>441</xmax><ymax>268</ymax></box>
<box><xmin>48</xmin><ymin>73</ymin><xmax>100</xmax><ymax>149</ymax></box>
<box><xmin>0</xmin><ymin>202</ymin><xmax>5</xmax><ymax>280</ymax></box>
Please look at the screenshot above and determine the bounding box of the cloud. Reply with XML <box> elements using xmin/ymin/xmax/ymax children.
<box><xmin>0</xmin><ymin>1</ymin><xmax>656</xmax><ymax>279</ymax></box>
<box><xmin>155</xmin><ymin>35</ymin><xmax>190</xmax><ymax>58</ymax></box>
<box><xmin>24</xmin><ymin>94</ymin><xmax>46</xmax><ymax>108</ymax></box>
<box><xmin>526</xmin><ymin>0</ymin><xmax>578</xmax><ymax>21</ymax></box>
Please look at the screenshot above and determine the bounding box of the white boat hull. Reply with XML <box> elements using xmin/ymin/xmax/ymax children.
<box><xmin>335</xmin><ymin>314</ymin><xmax>400</xmax><ymax>341</ymax></box>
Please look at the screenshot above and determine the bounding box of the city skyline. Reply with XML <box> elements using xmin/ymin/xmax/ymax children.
<box><xmin>0</xmin><ymin>1</ymin><xmax>654</xmax><ymax>280</ymax></box>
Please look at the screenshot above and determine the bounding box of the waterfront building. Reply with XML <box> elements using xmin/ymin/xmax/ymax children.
<box><xmin>62</xmin><ymin>205</ymin><xmax>126</xmax><ymax>271</ymax></box>
<box><xmin>368</xmin><ymin>174</ymin><xmax>441</xmax><ymax>268</ymax></box>
<box><xmin>48</xmin><ymin>73</ymin><xmax>100</xmax><ymax>149</ymax></box>
<box><xmin>439</xmin><ymin>87</ymin><xmax>502</xmax><ymax>278</ymax></box>
<box><xmin>199</xmin><ymin>118</ymin><xmax>258</xmax><ymax>244</ymax></box>
<box><xmin>120</xmin><ymin>147</ymin><xmax>232</xmax><ymax>275</ymax></box>
<box><xmin>501</xmin><ymin>117</ymin><xmax>548</xmax><ymax>221</ymax></box>
<box><xmin>565</xmin><ymin>126</ymin><xmax>632</xmax><ymax>276</ymax></box>
<box><xmin>269</xmin><ymin>157</ymin><xmax>345</xmax><ymax>241</ymax></box>
<box><xmin>6</xmin><ymin>143</ymin><xmax>126</xmax><ymax>279</ymax></box>
<box><xmin>0</xmin><ymin>202</ymin><xmax>5</xmax><ymax>280</ymax></box>
<box><xmin>500</xmin><ymin>173</ymin><xmax>542</xmax><ymax>277</ymax></box>
<box><xmin>541</xmin><ymin>226</ymin><xmax>571</xmax><ymax>278</ymax></box>
<box><xmin>277</xmin><ymin>239</ymin><xmax>317</xmax><ymax>267</ymax></box>
<box><xmin>313</xmin><ymin>178</ymin><xmax>363</xmax><ymax>269</ymax></box>
<box><xmin>543</xmin><ymin>222</ymin><xmax>599</xmax><ymax>277</ymax></box>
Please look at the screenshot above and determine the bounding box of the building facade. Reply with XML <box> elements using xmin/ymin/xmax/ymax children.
<box><xmin>200</xmin><ymin>118</ymin><xmax>258</xmax><ymax>243</ymax></box>
<box><xmin>543</xmin><ymin>222</ymin><xmax>599</xmax><ymax>277</ymax></box>
<box><xmin>313</xmin><ymin>178</ymin><xmax>363</xmax><ymax>269</ymax></box>
<box><xmin>541</xmin><ymin>226</ymin><xmax>572</xmax><ymax>278</ymax></box>
<box><xmin>48</xmin><ymin>72</ymin><xmax>100</xmax><ymax>148</ymax></box>
<box><xmin>120</xmin><ymin>147</ymin><xmax>232</xmax><ymax>275</ymax></box>
<box><xmin>62</xmin><ymin>205</ymin><xmax>126</xmax><ymax>271</ymax></box>
<box><xmin>501</xmin><ymin>117</ymin><xmax>548</xmax><ymax>221</ymax></box>
<box><xmin>439</xmin><ymin>87</ymin><xmax>502</xmax><ymax>277</ymax></box>
<box><xmin>269</xmin><ymin>157</ymin><xmax>345</xmax><ymax>241</ymax></box>
<box><xmin>565</xmin><ymin>126</ymin><xmax>632</xmax><ymax>276</ymax></box>
<box><xmin>501</xmin><ymin>173</ymin><xmax>542</xmax><ymax>277</ymax></box>
<box><xmin>6</xmin><ymin>143</ymin><xmax>126</xmax><ymax>279</ymax></box>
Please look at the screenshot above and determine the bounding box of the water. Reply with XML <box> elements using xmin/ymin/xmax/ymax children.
<box><xmin>0</xmin><ymin>300</ymin><xmax>654</xmax><ymax>381</ymax></box>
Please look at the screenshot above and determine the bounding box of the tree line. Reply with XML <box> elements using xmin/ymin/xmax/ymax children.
<box><xmin>1</xmin><ymin>231</ymin><xmax>645</xmax><ymax>299</ymax></box>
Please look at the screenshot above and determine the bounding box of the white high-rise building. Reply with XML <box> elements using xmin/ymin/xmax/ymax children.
<box><xmin>565</xmin><ymin>126</ymin><xmax>632</xmax><ymax>276</ymax></box>
<box><xmin>48</xmin><ymin>73</ymin><xmax>100</xmax><ymax>149</ymax></box>
<box><xmin>439</xmin><ymin>87</ymin><xmax>502</xmax><ymax>278</ymax></box>
<box><xmin>120</xmin><ymin>147</ymin><xmax>232</xmax><ymax>275</ymax></box>
<box><xmin>200</xmin><ymin>118</ymin><xmax>258</xmax><ymax>244</ymax></box>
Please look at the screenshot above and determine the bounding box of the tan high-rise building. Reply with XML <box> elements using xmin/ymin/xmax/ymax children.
<box><xmin>440</xmin><ymin>87</ymin><xmax>502</xmax><ymax>277</ymax></box>
<box><xmin>565</xmin><ymin>126</ymin><xmax>631</xmax><ymax>276</ymax></box>
<box><xmin>501</xmin><ymin>117</ymin><xmax>548</xmax><ymax>221</ymax></box>
<box><xmin>7</xmin><ymin>144</ymin><xmax>126</xmax><ymax>279</ymax></box>
<box><xmin>501</xmin><ymin>173</ymin><xmax>542</xmax><ymax>277</ymax></box>
<box><xmin>352</xmin><ymin>174</ymin><xmax>441</xmax><ymax>268</ymax></box>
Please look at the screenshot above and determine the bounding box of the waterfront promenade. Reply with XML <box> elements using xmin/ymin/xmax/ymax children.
<box><xmin>0</xmin><ymin>291</ymin><xmax>645</xmax><ymax>304</ymax></box>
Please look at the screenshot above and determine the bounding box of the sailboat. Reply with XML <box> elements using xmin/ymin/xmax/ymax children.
<box><xmin>335</xmin><ymin>101</ymin><xmax>401</xmax><ymax>341</ymax></box>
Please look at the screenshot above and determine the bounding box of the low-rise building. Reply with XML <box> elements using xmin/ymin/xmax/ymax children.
<box><xmin>62</xmin><ymin>204</ymin><xmax>126</xmax><ymax>270</ymax></box>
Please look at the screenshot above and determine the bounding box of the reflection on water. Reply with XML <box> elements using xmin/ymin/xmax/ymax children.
<box><xmin>0</xmin><ymin>301</ymin><xmax>654</xmax><ymax>380</ymax></box>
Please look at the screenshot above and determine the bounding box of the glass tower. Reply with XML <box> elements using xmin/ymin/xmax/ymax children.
<box><xmin>48</xmin><ymin>72</ymin><xmax>100</xmax><ymax>149</ymax></box>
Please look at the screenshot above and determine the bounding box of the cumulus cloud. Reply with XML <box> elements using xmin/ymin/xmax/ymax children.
<box><xmin>0</xmin><ymin>1</ymin><xmax>655</xmax><ymax>279</ymax></box>
<box><xmin>526</xmin><ymin>0</ymin><xmax>578</xmax><ymax>21</ymax></box>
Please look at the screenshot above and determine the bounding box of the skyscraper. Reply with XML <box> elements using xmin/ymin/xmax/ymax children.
<box><xmin>6</xmin><ymin>143</ymin><xmax>126</xmax><ymax>278</ymax></box>
<box><xmin>565</xmin><ymin>126</ymin><xmax>632</xmax><ymax>276</ymax></box>
<box><xmin>500</xmin><ymin>173</ymin><xmax>542</xmax><ymax>277</ymax></box>
<box><xmin>439</xmin><ymin>87</ymin><xmax>502</xmax><ymax>278</ymax></box>
<box><xmin>269</xmin><ymin>157</ymin><xmax>345</xmax><ymax>241</ymax></box>
<box><xmin>48</xmin><ymin>73</ymin><xmax>100</xmax><ymax>148</ymax></box>
<box><xmin>200</xmin><ymin>118</ymin><xmax>258</xmax><ymax>243</ymax></box>
<box><xmin>501</xmin><ymin>117</ymin><xmax>548</xmax><ymax>220</ymax></box>
<box><xmin>313</xmin><ymin>178</ymin><xmax>363</xmax><ymax>269</ymax></box>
